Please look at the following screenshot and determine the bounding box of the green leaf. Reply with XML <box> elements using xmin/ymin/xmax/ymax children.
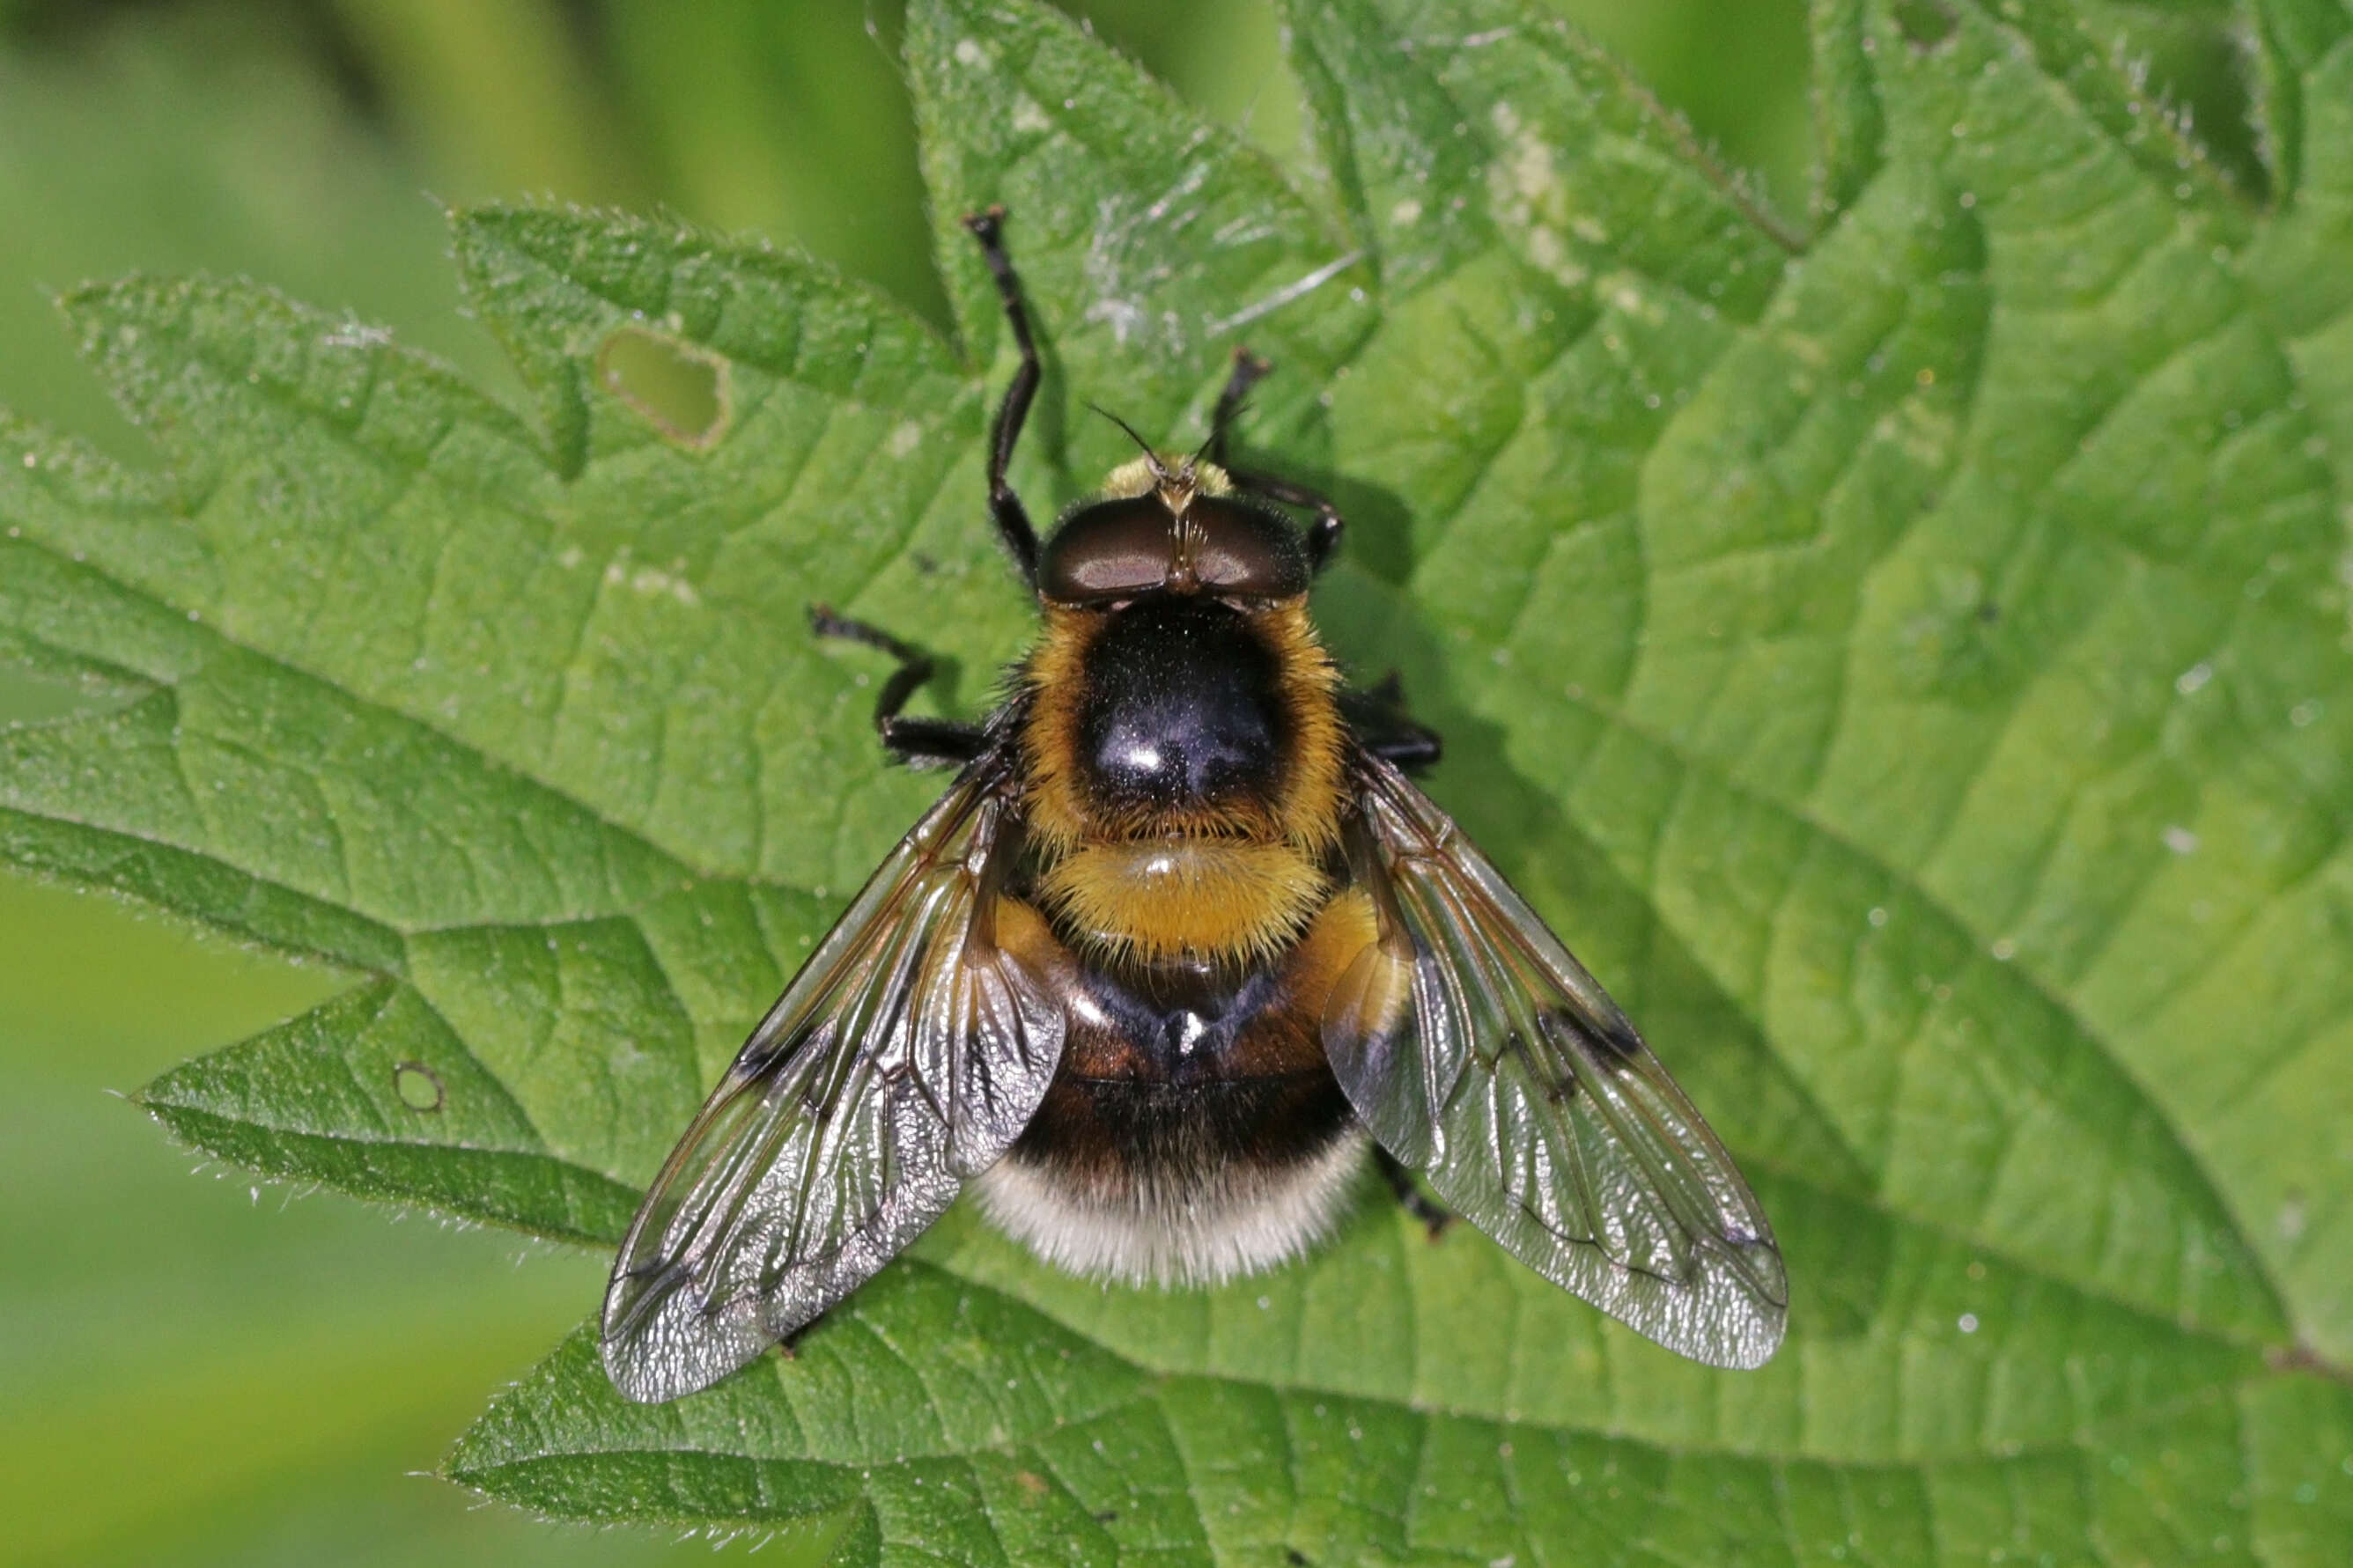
<box><xmin>4</xmin><ymin>0</ymin><xmax>2350</xmax><ymax>1560</ymax></box>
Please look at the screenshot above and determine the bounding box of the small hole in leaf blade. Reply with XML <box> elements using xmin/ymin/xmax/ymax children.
<box><xmin>394</xmin><ymin>1060</ymin><xmax>445</xmax><ymax>1112</ymax></box>
<box><xmin>595</xmin><ymin>327</ymin><xmax>732</xmax><ymax>448</ymax></box>
<box><xmin>1892</xmin><ymin>0</ymin><xmax>1957</xmax><ymax>49</ymax></box>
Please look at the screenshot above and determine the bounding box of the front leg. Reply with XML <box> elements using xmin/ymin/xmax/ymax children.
<box><xmin>1209</xmin><ymin>347</ymin><xmax>1346</xmax><ymax>573</ymax></box>
<box><xmin>1340</xmin><ymin>674</ymin><xmax>1443</xmax><ymax>773</ymax></box>
<box><xmin>963</xmin><ymin>208</ymin><xmax>1044</xmax><ymax>587</ymax></box>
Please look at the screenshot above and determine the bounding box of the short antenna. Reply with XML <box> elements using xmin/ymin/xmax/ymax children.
<box><xmin>1086</xmin><ymin>403</ymin><xmax>1167</xmax><ymax>481</ymax></box>
<box><xmin>1186</xmin><ymin>419</ymin><xmax>1221</xmax><ymax>473</ymax></box>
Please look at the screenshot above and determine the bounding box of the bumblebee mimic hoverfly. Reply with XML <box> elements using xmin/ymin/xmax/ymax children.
<box><xmin>601</xmin><ymin>210</ymin><xmax>1787</xmax><ymax>1403</ymax></box>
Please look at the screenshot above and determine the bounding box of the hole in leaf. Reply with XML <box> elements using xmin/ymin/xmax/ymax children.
<box><xmin>1892</xmin><ymin>0</ymin><xmax>1957</xmax><ymax>50</ymax></box>
<box><xmin>393</xmin><ymin>1060</ymin><xmax>445</xmax><ymax>1113</ymax></box>
<box><xmin>595</xmin><ymin>327</ymin><xmax>732</xmax><ymax>448</ymax></box>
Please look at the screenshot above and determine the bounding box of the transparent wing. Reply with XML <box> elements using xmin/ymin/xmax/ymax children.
<box><xmin>601</xmin><ymin>760</ymin><xmax>1069</xmax><ymax>1402</ymax></box>
<box><xmin>1324</xmin><ymin>754</ymin><xmax>1786</xmax><ymax>1369</ymax></box>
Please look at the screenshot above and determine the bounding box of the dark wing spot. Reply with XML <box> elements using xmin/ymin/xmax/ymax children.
<box><xmin>1541</xmin><ymin>1005</ymin><xmax>1641</xmax><ymax>1065</ymax></box>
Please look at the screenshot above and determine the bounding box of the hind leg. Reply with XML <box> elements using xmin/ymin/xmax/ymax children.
<box><xmin>1374</xmin><ymin>1146</ymin><xmax>1454</xmax><ymax>1239</ymax></box>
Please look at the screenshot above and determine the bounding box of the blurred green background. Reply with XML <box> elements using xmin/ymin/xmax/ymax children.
<box><xmin>0</xmin><ymin>1</ymin><xmax>2255</xmax><ymax>1563</ymax></box>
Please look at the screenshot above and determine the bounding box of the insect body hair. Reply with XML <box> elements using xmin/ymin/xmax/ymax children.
<box><xmin>976</xmin><ymin>1125</ymin><xmax>1370</xmax><ymax>1285</ymax></box>
<box><xmin>1018</xmin><ymin>598</ymin><xmax>1347</xmax><ymax>966</ymax></box>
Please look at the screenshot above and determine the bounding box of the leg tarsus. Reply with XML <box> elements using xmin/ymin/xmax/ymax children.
<box><xmin>1206</xmin><ymin>346</ymin><xmax>1347</xmax><ymax>574</ymax></box>
<box><xmin>809</xmin><ymin>604</ymin><xmax>987</xmax><ymax>765</ymax></box>
<box><xmin>963</xmin><ymin>207</ymin><xmax>1041</xmax><ymax>586</ymax></box>
<box><xmin>810</xmin><ymin>603</ymin><xmax>933</xmax><ymax>729</ymax></box>
<box><xmin>1375</xmin><ymin>1146</ymin><xmax>1453</xmax><ymax>1240</ymax></box>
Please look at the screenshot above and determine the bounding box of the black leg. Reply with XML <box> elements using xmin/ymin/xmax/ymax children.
<box><xmin>963</xmin><ymin>208</ymin><xmax>1041</xmax><ymax>586</ymax></box>
<box><xmin>808</xmin><ymin>605</ymin><xmax>990</xmax><ymax>766</ymax></box>
<box><xmin>1340</xmin><ymin>674</ymin><xmax>1444</xmax><ymax>774</ymax></box>
<box><xmin>1206</xmin><ymin>345</ymin><xmax>1346</xmax><ymax>575</ymax></box>
<box><xmin>1367</xmin><ymin>727</ymin><xmax>1442</xmax><ymax>770</ymax></box>
<box><xmin>1375</xmin><ymin>1146</ymin><xmax>1453</xmax><ymax>1239</ymax></box>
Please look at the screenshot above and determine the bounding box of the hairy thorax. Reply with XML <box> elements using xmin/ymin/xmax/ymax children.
<box><xmin>1019</xmin><ymin>595</ymin><xmax>1346</xmax><ymax>964</ymax></box>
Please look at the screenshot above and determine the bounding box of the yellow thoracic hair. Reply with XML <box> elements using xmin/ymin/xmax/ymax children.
<box><xmin>1019</xmin><ymin>597</ymin><xmax>1348</xmax><ymax>963</ymax></box>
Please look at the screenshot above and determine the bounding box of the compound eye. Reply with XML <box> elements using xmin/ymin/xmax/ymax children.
<box><xmin>1189</xmin><ymin>497</ymin><xmax>1309</xmax><ymax>597</ymax></box>
<box><xmin>1038</xmin><ymin>497</ymin><xmax>1176</xmax><ymax>603</ymax></box>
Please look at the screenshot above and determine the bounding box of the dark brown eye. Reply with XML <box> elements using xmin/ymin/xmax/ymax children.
<box><xmin>1039</xmin><ymin>491</ymin><xmax>1310</xmax><ymax>604</ymax></box>
<box><xmin>1038</xmin><ymin>496</ymin><xmax>1175</xmax><ymax>602</ymax></box>
<box><xmin>1188</xmin><ymin>497</ymin><xmax>1309</xmax><ymax>598</ymax></box>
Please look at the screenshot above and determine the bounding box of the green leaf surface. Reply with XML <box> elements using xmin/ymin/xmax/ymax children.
<box><xmin>4</xmin><ymin>0</ymin><xmax>2350</xmax><ymax>1560</ymax></box>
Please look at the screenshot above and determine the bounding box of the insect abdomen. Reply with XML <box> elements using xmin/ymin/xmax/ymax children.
<box><xmin>977</xmin><ymin>892</ymin><xmax>1379</xmax><ymax>1284</ymax></box>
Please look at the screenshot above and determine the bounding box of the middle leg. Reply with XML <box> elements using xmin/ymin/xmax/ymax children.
<box><xmin>808</xmin><ymin>605</ymin><xmax>989</xmax><ymax>766</ymax></box>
